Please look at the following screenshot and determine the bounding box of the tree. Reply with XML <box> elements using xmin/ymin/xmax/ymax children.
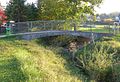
<box><xmin>0</xmin><ymin>4</ymin><xmax>7</xmax><ymax>25</ymax></box>
<box><xmin>37</xmin><ymin>0</ymin><xmax>67</xmax><ymax>20</ymax></box>
<box><xmin>5</xmin><ymin>0</ymin><xmax>27</xmax><ymax>22</ymax></box>
<box><xmin>37</xmin><ymin>0</ymin><xmax>103</xmax><ymax>20</ymax></box>
<box><xmin>26</xmin><ymin>3</ymin><xmax>38</xmax><ymax>21</ymax></box>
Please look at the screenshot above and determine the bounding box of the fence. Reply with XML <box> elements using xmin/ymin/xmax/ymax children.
<box><xmin>12</xmin><ymin>20</ymin><xmax>75</xmax><ymax>33</ymax></box>
<box><xmin>77</xmin><ymin>23</ymin><xmax>120</xmax><ymax>34</ymax></box>
<box><xmin>0</xmin><ymin>20</ymin><xmax>120</xmax><ymax>35</ymax></box>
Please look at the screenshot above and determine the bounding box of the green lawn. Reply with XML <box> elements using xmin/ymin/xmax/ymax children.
<box><xmin>78</xmin><ymin>27</ymin><xmax>110</xmax><ymax>33</ymax></box>
<box><xmin>75</xmin><ymin>25</ymin><xmax>119</xmax><ymax>33</ymax></box>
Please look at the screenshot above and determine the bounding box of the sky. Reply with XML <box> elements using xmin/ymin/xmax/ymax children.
<box><xmin>0</xmin><ymin>0</ymin><xmax>37</xmax><ymax>6</ymax></box>
<box><xmin>0</xmin><ymin>0</ymin><xmax>120</xmax><ymax>14</ymax></box>
<box><xmin>95</xmin><ymin>0</ymin><xmax>120</xmax><ymax>14</ymax></box>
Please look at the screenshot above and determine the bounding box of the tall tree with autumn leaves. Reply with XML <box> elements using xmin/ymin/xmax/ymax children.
<box><xmin>0</xmin><ymin>4</ymin><xmax>7</xmax><ymax>25</ymax></box>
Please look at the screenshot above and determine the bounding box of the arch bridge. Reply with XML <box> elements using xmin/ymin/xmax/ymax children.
<box><xmin>0</xmin><ymin>20</ymin><xmax>114</xmax><ymax>40</ymax></box>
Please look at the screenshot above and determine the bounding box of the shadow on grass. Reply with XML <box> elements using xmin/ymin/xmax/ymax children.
<box><xmin>0</xmin><ymin>56</ymin><xmax>28</xmax><ymax>82</ymax></box>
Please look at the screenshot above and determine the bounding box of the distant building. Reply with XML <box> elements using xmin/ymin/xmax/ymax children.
<box><xmin>96</xmin><ymin>16</ymin><xmax>101</xmax><ymax>22</ymax></box>
<box><xmin>115</xmin><ymin>16</ymin><xmax>119</xmax><ymax>22</ymax></box>
<box><xmin>103</xmin><ymin>18</ymin><xmax>114</xmax><ymax>24</ymax></box>
<box><xmin>0</xmin><ymin>3</ymin><xmax>7</xmax><ymax>25</ymax></box>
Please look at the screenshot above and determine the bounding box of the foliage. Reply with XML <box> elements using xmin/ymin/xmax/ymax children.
<box><xmin>5</xmin><ymin>0</ymin><xmax>38</xmax><ymax>22</ymax></box>
<box><xmin>0</xmin><ymin>21</ymin><xmax>2</xmax><ymax>25</ymax></box>
<box><xmin>5</xmin><ymin>0</ymin><xmax>27</xmax><ymax>22</ymax></box>
<box><xmin>37</xmin><ymin>0</ymin><xmax>103</xmax><ymax>20</ymax></box>
<box><xmin>75</xmin><ymin>35</ymin><xmax>120</xmax><ymax>82</ymax></box>
<box><xmin>26</xmin><ymin>3</ymin><xmax>38</xmax><ymax>21</ymax></box>
<box><xmin>97</xmin><ymin>12</ymin><xmax>120</xmax><ymax>21</ymax></box>
<box><xmin>76</xmin><ymin>43</ymin><xmax>116</xmax><ymax>82</ymax></box>
<box><xmin>0</xmin><ymin>7</ymin><xmax>7</xmax><ymax>24</ymax></box>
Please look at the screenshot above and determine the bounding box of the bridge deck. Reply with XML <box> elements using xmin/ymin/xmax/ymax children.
<box><xmin>0</xmin><ymin>30</ymin><xmax>113</xmax><ymax>40</ymax></box>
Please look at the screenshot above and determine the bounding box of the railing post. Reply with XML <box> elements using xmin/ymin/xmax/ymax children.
<box><xmin>114</xmin><ymin>25</ymin><xmax>116</xmax><ymax>35</ymax></box>
<box><xmin>28</xmin><ymin>22</ymin><xmax>32</xmax><ymax>32</ymax></box>
<box><xmin>51</xmin><ymin>21</ymin><xmax>53</xmax><ymax>30</ymax></box>
<box><xmin>73</xmin><ymin>23</ymin><xmax>76</xmax><ymax>32</ymax></box>
<box><xmin>28</xmin><ymin>22</ymin><xmax>30</xmax><ymax>32</ymax></box>
<box><xmin>44</xmin><ymin>21</ymin><xmax>45</xmax><ymax>31</ymax></box>
<box><xmin>31</xmin><ymin>22</ymin><xmax>33</xmax><ymax>29</ymax></box>
<box><xmin>91</xmin><ymin>33</ymin><xmax>95</xmax><ymax>43</ymax></box>
<box><xmin>109</xmin><ymin>24</ymin><xmax>110</xmax><ymax>33</ymax></box>
<box><xmin>117</xmin><ymin>25</ymin><xmax>119</xmax><ymax>34</ymax></box>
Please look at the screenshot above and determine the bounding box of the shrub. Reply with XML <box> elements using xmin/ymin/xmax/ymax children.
<box><xmin>76</xmin><ymin>43</ymin><xmax>116</xmax><ymax>82</ymax></box>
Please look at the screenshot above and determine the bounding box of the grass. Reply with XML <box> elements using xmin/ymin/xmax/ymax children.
<box><xmin>78</xmin><ymin>25</ymin><xmax>107</xmax><ymax>33</ymax></box>
<box><xmin>78</xmin><ymin>27</ymin><xmax>110</xmax><ymax>33</ymax></box>
<box><xmin>75</xmin><ymin>25</ymin><xmax>120</xmax><ymax>33</ymax></box>
<box><xmin>0</xmin><ymin>56</ymin><xmax>27</xmax><ymax>82</ymax></box>
<box><xmin>0</xmin><ymin>36</ymin><xmax>84</xmax><ymax>82</ymax></box>
<box><xmin>75</xmin><ymin>35</ymin><xmax>120</xmax><ymax>82</ymax></box>
<box><xmin>0</xmin><ymin>35</ymin><xmax>120</xmax><ymax>82</ymax></box>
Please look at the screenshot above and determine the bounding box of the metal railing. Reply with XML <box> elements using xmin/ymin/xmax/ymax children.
<box><xmin>13</xmin><ymin>20</ymin><xmax>74</xmax><ymax>33</ymax></box>
<box><xmin>0</xmin><ymin>20</ymin><xmax>120</xmax><ymax>35</ymax></box>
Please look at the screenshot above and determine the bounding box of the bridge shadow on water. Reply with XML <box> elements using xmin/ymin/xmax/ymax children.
<box><xmin>0</xmin><ymin>56</ymin><xmax>28</xmax><ymax>82</ymax></box>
